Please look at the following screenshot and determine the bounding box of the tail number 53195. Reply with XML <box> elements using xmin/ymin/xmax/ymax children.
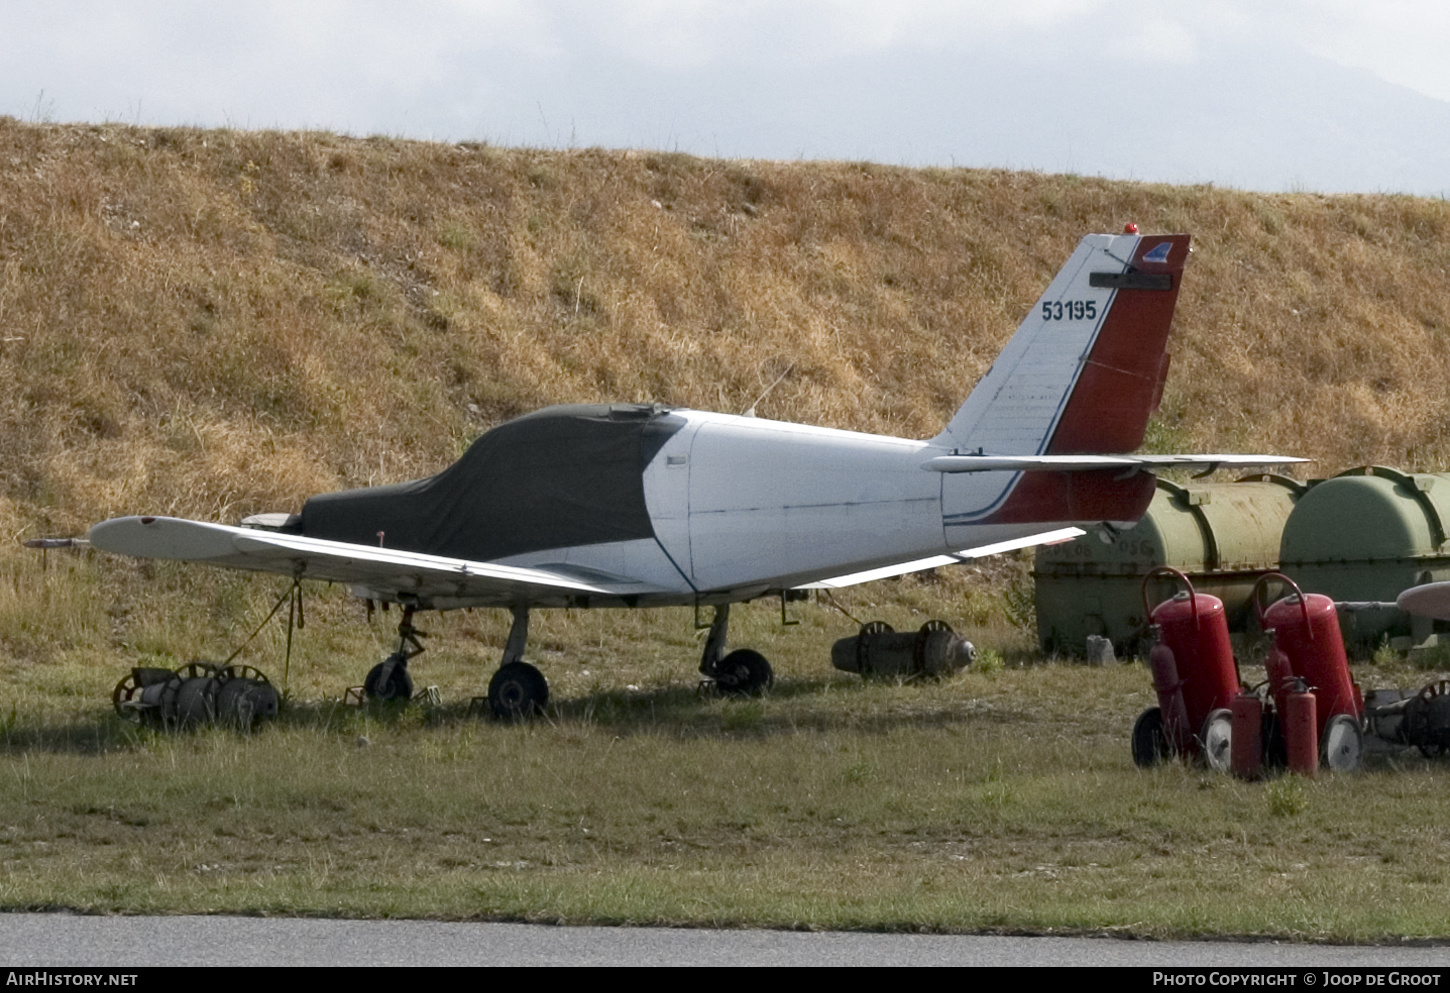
<box><xmin>1042</xmin><ymin>300</ymin><xmax>1097</xmax><ymax>321</ymax></box>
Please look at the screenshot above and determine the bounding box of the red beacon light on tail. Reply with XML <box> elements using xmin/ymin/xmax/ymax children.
<box><xmin>1124</xmin><ymin>222</ymin><xmax>1139</xmax><ymax>234</ymax></box>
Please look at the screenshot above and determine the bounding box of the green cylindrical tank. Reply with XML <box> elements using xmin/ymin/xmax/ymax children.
<box><xmin>1034</xmin><ymin>475</ymin><xmax>1304</xmax><ymax>656</ymax></box>
<box><xmin>1279</xmin><ymin>466</ymin><xmax>1450</xmax><ymax>649</ymax></box>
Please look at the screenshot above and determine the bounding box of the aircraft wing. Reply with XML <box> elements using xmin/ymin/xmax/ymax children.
<box><xmin>794</xmin><ymin>527</ymin><xmax>1085</xmax><ymax>590</ymax></box>
<box><xmin>923</xmin><ymin>454</ymin><xmax>1308</xmax><ymax>473</ymax></box>
<box><xmin>88</xmin><ymin>516</ymin><xmax>659</xmax><ymax>602</ymax></box>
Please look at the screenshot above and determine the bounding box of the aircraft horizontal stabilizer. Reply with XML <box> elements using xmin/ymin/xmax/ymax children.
<box><xmin>794</xmin><ymin>527</ymin><xmax>1085</xmax><ymax>590</ymax></box>
<box><xmin>923</xmin><ymin>454</ymin><xmax>1308</xmax><ymax>474</ymax></box>
<box><xmin>88</xmin><ymin>516</ymin><xmax>658</xmax><ymax>603</ymax></box>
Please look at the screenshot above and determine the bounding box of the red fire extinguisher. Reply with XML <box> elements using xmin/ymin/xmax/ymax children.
<box><xmin>1253</xmin><ymin>573</ymin><xmax>1364</xmax><ymax>773</ymax></box>
<box><xmin>1230</xmin><ymin>688</ymin><xmax>1264</xmax><ymax>780</ymax></box>
<box><xmin>1283</xmin><ymin>677</ymin><xmax>1319</xmax><ymax>777</ymax></box>
<box><xmin>1133</xmin><ymin>567</ymin><xmax>1238</xmax><ymax>770</ymax></box>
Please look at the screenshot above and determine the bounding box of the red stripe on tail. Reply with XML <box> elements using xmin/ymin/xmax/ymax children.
<box><xmin>1045</xmin><ymin>235</ymin><xmax>1188</xmax><ymax>454</ymax></box>
<box><xmin>986</xmin><ymin>234</ymin><xmax>1188</xmax><ymax>525</ymax></box>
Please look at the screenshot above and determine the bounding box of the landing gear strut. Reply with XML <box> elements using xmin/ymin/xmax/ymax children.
<box><xmin>364</xmin><ymin>606</ymin><xmax>424</xmax><ymax>702</ymax></box>
<box><xmin>487</xmin><ymin>606</ymin><xmax>549</xmax><ymax>719</ymax></box>
<box><xmin>698</xmin><ymin>604</ymin><xmax>774</xmax><ymax>695</ymax></box>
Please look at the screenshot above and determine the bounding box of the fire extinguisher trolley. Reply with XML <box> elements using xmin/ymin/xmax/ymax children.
<box><xmin>1253</xmin><ymin>573</ymin><xmax>1365</xmax><ymax>772</ymax></box>
<box><xmin>1133</xmin><ymin>567</ymin><xmax>1239</xmax><ymax>770</ymax></box>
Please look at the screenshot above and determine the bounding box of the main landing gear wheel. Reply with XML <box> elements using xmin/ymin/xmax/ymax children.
<box><xmin>489</xmin><ymin>661</ymin><xmax>549</xmax><ymax>719</ymax></box>
<box><xmin>364</xmin><ymin>652</ymin><xmax>414</xmax><ymax>702</ymax></box>
<box><xmin>1131</xmin><ymin>706</ymin><xmax>1171</xmax><ymax>768</ymax></box>
<box><xmin>714</xmin><ymin>649</ymin><xmax>774</xmax><ymax>696</ymax></box>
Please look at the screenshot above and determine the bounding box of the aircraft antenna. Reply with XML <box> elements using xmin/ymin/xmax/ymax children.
<box><xmin>742</xmin><ymin>363</ymin><xmax>794</xmax><ymax>418</ymax></box>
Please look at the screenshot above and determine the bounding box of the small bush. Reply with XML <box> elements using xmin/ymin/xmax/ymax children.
<box><xmin>1001</xmin><ymin>582</ymin><xmax>1035</xmax><ymax>633</ymax></box>
<box><xmin>981</xmin><ymin>758</ymin><xmax>1014</xmax><ymax>808</ymax></box>
<box><xmin>1372</xmin><ymin>638</ymin><xmax>1399</xmax><ymax>667</ymax></box>
<box><xmin>1266</xmin><ymin>778</ymin><xmax>1308</xmax><ymax>817</ymax></box>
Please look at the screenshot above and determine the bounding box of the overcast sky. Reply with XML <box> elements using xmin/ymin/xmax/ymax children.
<box><xmin>4</xmin><ymin>1</ymin><xmax>1450</xmax><ymax>195</ymax></box>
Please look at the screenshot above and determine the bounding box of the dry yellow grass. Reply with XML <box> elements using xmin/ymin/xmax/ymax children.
<box><xmin>5</xmin><ymin>117</ymin><xmax>1450</xmax><ymax>548</ymax></box>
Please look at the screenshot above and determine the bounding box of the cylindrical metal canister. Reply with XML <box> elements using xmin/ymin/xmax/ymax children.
<box><xmin>1148</xmin><ymin>641</ymin><xmax>1192</xmax><ymax>755</ymax></box>
<box><xmin>830</xmin><ymin>622</ymin><xmax>975</xmax><ymax>678</ymax></box>
<box><xmin>111</xmin><ymin>661</ymin><xmax>279</xmax><ymax>731</ymax></box>
<box><xmin>1265</xmin><ymin>645</ymin><xmax>1295</xmax><ymax>715</ymax></box>
<box><xmin>171</xmin><ymin>675</ymin><xmax>218</xmax><ymax>728</ymax></box>
<box><xmin>1263</xmin><ymin>591</ymin><xmax>1360</xmax><ymax>725</ymax></box>
<box><xmin>1035</xmin><ymin>475</ymin><xmax>1304</xmax><ymax>655</ymax></box>
<box><xmin>215</xmin><ymin>677</ymin><xmax>281</xmax><ymax>729</ymax></box>
<box><xmin>1231</xmin><ymin>690</ymin><xmax>1264</xmax><ymax>780</ymax></box>
<box><xmin>1285</xmin><ymin>682</ymin><xmax>1319</xmax><ymax>777</ymax></box>
<box><xmin>1143</xmin><ymin>568</ymin><xmax>1240</xmax><ymax>755</ymax></box>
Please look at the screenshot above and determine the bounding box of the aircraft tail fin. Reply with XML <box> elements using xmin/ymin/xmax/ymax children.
<box><xmin>933</xmin><ymin>232</ymin><xmax>1190</xmax><ymax>455</ymax></box>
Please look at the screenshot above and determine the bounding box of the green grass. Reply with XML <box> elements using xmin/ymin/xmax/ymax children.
<box><xmin>4</xmin><ymin>553</ymin><xmax>1450</xmax><ymax>940</ymax></box>
<box><xmin>4</xmin><ymin>677</ymin><xmax>1450</xmax><ymax>939</ymax></box>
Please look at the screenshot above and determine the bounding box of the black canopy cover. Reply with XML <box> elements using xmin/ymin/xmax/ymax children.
<box><xmin>299</xmin><ymin>404</ymin><xmax>685</xmax><ymax>562</ymax></box>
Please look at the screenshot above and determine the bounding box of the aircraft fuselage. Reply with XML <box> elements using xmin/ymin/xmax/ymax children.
<box><xmin>483</xmin><ymin>409</ymin><xmax>1059</xmax><ymax>607</ymax></box>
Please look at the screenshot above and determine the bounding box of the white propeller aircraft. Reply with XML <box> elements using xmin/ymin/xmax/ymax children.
<box><xmin>85</xmin><ymin>230</ymin><xmax>1301</xmax><ymax>715</ymax></box>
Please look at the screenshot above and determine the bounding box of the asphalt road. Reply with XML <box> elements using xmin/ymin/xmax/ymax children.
<box><xmin>3</xmin><ymin>914</ymin><xmax>1450</xmax><ymax>967</ymax></box>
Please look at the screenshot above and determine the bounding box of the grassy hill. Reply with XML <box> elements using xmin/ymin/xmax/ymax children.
<box><xmin>4</xmin><ymin>117</ymin><xmax>1450</xmax><ymax>544</ymax></box>
<box><xmin>4</xmin><ymin>116</ymin><xmax>1450</xmax><ymax>671</ymax></box>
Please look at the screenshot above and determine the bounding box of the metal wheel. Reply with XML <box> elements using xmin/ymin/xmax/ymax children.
<box><xmin>488</xmin><ymin>661</ymin><xmax>549</xmax><ymax>719</ymax></box>
<box><xmin>1131</xmin><ymin>707</ymin><xmax>1171</xmax><ymax>768</ymax></box>
<box><xmin>912</xmin><ymin>620</ymin><xmax>956</xmax><ymax>678</ymax></box>
<box><xmin>1199</xmin><ymin>708</ymin><xmax>1233</xmax><ymax>773</ymax></box>
<box><xmin>152</xmin><ymin>662</ymin><xmax>221</xmax><ymax>730</ymax></box>
<box><xmin>111</xmin><ymin>669</ymin><xmax>168</xmax><ymax>724</ymax></box>
<box><xmin>854</xmin><ymin>622</ymin><xmax>895</xmax><ymax>675</ymax></box>
<box><xmin>174</xmin><ymin>661</ymin><xmax>220</xmax><ymax>680</ymax></box>
<box><xmin>714</xmin><ymin>649</ymin><xmax>774</xmax><ymax>696</ymax></box>
<box><xmin>1418</xmin><ymin>679</ymin><xmax>1450</xmax><ymax>701</ymax></box>
<box><xmin>1407</xmin><ymin>679</ymin><xmax>1450</xmax><ymax>757</ymax></box>
<box><xmin>217</xmin><ymin>664</ymin><xmax>271</xmax><ymax>685</ymax></box>
<box><xmin>215</xmin><ymin>664</ymin><xmax>280</xmax><ymax>728</ymax></box>
<box><xmin>364</xmin><ymin>652</ymin><xmax>414</xmax><ymax>702</ymax></box>
<box><xmin>1321</xmin><ymin>713</ymin><xmax>1365</xmax><ymax>772</ymax></box>
<box><xmin>1364</xmin><ymin>688</ymin><xmax>1411</xmax><ymax>745</ymax></box>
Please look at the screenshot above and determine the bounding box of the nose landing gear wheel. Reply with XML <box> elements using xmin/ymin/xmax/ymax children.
<box><xmin>714</xmin><ymin>649</ymin><xmax>773</xmax><ymax>696</ymax></box>
<box><xmin>364</xmin><ymin>652</ymin><xmax>414</xmax><ymax>702</ymax></box>
<box><xmin>489</xmin><ymin>661</ymin><xmax>549</xmax><ymax>719</ymax></box>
